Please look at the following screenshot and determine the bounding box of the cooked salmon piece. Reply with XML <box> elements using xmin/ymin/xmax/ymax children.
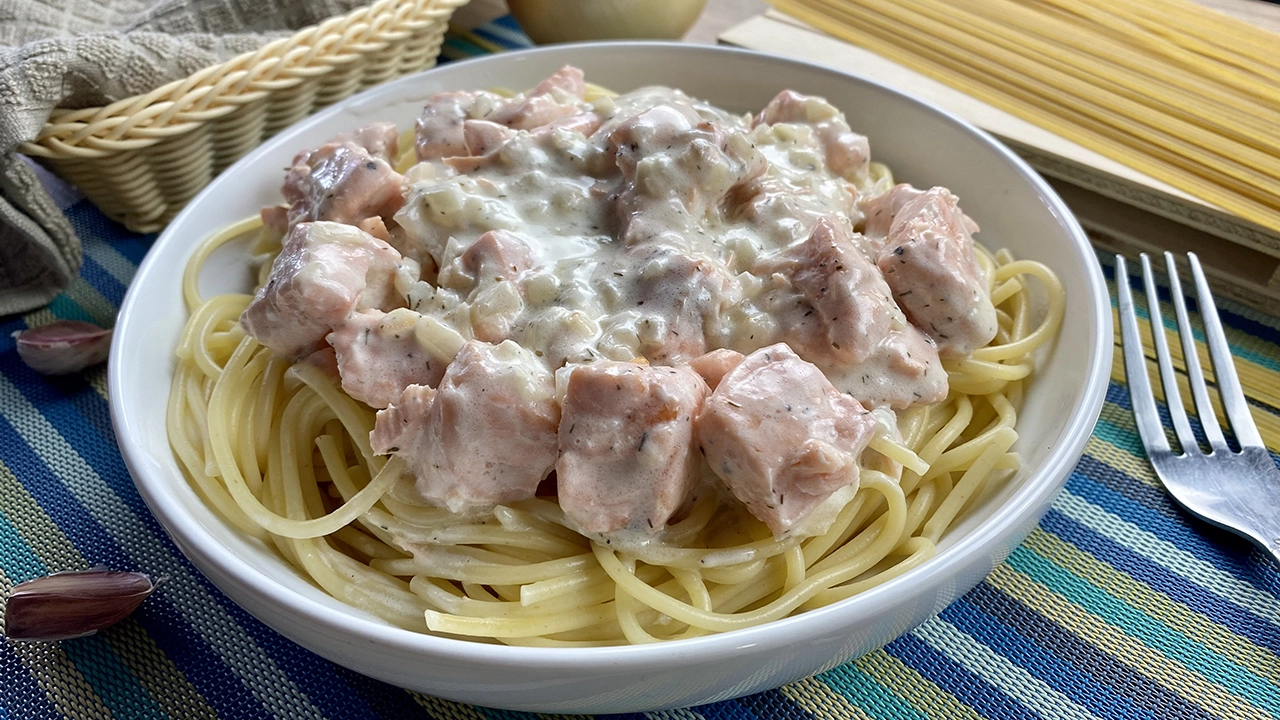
<box><xmin>240</xmin><ymin>222</ymin><xmax>402</xmax><ymax>359</ymax></box>
<box><xmin>689</xmin><ymin>348</ymin><xmax>745</xmax><ymax>390</ymax></box>
<box><xmin>260</xmin><ymin>204</ymin><xmax>290</xmax><ymax>237</ymax></box>
<box><xmin>282</xmin><ymin>123</ymin><xmax>405</xmax><ymax>229</ymax></box>
<box><xmin>426</xmin><ymin>230</ymin><xmax>536</xmax><ymax>344</ymax></box>
<box><xmin>859</xmin><ymin>183</ymin><xmax>925</xmax><ymax>245</ymax></box>
<box><xmin>336</xmin><ymin>122</ymin><xmax>401</xmax><ymax>162</ymax></box>
<box><xmin>753</xmin><ymin>217</ymin><xmax>893</xmax><ymax>367</ymax></box>
<box><xmin>462</xmin><ymin>119</ymin><xmax>516</xmax><ymax>157</ymax></box>
<box><xmin>415</xmin><ymin>68</ymin><xmax>589</xmax><ymax>166</ymax></box>
<box><xmin>460</xmin><ymin>231</ymin><xmax>535</xmax><ymax>343</ymax></box>
<box><xmin>369</xmin><ymin>382</ymin><xmax>435</xmax><ymax>461</ymax></box>
<box><xmin>756</xmin><ymin>90</ymin><xmax>871</xmax><ymax>182</ymax></box>
<box><xmin>751</xmin><ymin>217</ymin><xmax>949</xmax><ymax>408</ymax></box>
<box><xmin>371</xmin><ymin>340</ymin><xmax>559</xmax><ymax>513</ymax></box>
<box><xmin>327</xmin><ymin>309</ymin><xmax>450</xmax><ymax>408</ymax></box>
<box><xmin>625</xmin><ymin>245</ymin><xmax>738</xmax><ymax>364</ymax></box>
<box><xmin>872</xmin><ymin>185</ymin><xmax>997</xmax><ymax>356</ymax></box>
<box><xmin>454</xmin><ymin>230</ymin><xmax>535</xmax><ymax>288</ymax></box>
<box><xmin>608</xmin><ymin>103</ymin><xmax>701</xmax><ymax>177</ymax></box>
<box><xmin>609</xmin><ymin>103</ymin><xmax>764</xmax><ymax>247</ymax></box>
<box><xmin>557</xmin><ymin>361</ymin><xmax>710</xmax><ymax>535</ymax></box>
<box><xmin>696</xmin><ymin>343</ymin><xmax>877</xmax><ymax>536</ymax></box>
<box><xmin>415</xmin><ymin>91</ymin><xmax>491</xmax><ymax>161</ymax></box>
<box><xmin>486</xmin><ymin>88</ymin><xmax>584</xmax><ymax>131</ymax></box>
<box><xmin>356</xmin><ymin>216</ymin><xmax>392</xmax><ymax>243</ymax></box>
<box><xmin>531</xmin><ymin>65</ymin><xmax>587</xmax><ymax>99</ymax></box>
<box><xmin>487</xmin><ymin>65</ymin><xmax>588</xmax><ymax>130</ymax></box>
<box><xmin>537</xmin><ymin>111</ymin><xmax>602</xmax><ymax>138</ymax></box>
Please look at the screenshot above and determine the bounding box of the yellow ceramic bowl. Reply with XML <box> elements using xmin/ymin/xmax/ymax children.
<box><xmin>507</xmin><ymin>0</ymin><xmax>709</xmax><ymax>43</ymax></box>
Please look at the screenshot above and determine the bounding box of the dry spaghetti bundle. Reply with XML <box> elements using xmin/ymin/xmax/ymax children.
<box><xmin>770</xmin><ymin>0</ymin><xmax>1280</xmax><ymax>233</ymax></box>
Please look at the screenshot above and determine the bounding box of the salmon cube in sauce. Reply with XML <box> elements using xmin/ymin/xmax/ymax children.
<box><xmin>753</xmin><ymin>217</ymin><xmax>893</xmax><ymax>366</ymax></box>
<box><xmin>863</xmin><ymin>184</ymin><xmax>997</xmax><ymax>357</ymax></box>
<box><xmin>282</xmin><ymin>122</ymin><xmax>405</xmax><ymax>229</ymax></box>
<box><xmin>371</xmin><ymin>340</ymin><xmax>559</xmax><ymax>513</ymax></box>
<box><xmin>697</xmin><ymin>343</ymin><xmax>878</xmax><ymax>537</ymax></box>
<box><xmin>556</xmin><ymin>362</ymin><xmax>710</xmax><ymax>535</ymax></box>
<box><xmin>327</xmin><ymin>309</ymin><xmax>451</xmax><ymax>409</ymax></box>
<box><xmin>240</xmin><ymin>222</ymin><xmax>402</xmax><ymax>360</ymax></box>
<box><xmin>689</xmin><ymin>348</ymin><xmax>745</xmax><ymax>391</ymax></box>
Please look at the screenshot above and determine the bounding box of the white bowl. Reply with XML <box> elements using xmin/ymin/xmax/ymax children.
<box><xmin>110</xmin><ymin>43</ymin><xmax>1111</xmax><ymax>713</ymax></box>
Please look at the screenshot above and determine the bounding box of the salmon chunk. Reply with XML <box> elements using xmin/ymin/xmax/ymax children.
<box><xmin>415</xmin><ymin>91</ymin><xmax>491</xmax><ymax>161</ymax></box>
<box><xmin>531</xmin><ymin>65</ymin><xmax>587</xmax><ymax>99</ymax></box>
<box><xmin>610</xmin><ymin>103</ymin><xmax>764</xmax><ymax>247</ymax></box>
<box><xmin>428</xmin><ymin>230</ymin><xmax>536</xmax><ymax>343</ymax></box>
<box><xmin>462</xmin><ymin>119</ymin><xmax>516</xmax><ymax>157</ymax></box>
<box><xmin>859</xmin><ymin>183</ymin><xmax>925</xmax><ymax>244</ymax></box>
<box><xmin>336</xmin><ymin>122</ymin><xmax>401</xmax><ymax>162</ymax></box>
<box><xmin>327</xmin><ymin>309</ymin><xmax>450</xmax><ymax>408</ymax></box>
<box><xmin>625</xmin><ymin>245</ymin><xmax>739</xmax><ymax>364</ymax></box>
<box><xmin>369</xmin><ymin>383</ymin><xmax>435</xmax><ymax>459</ymax></box>
<box><xmin>753</xmin><ymin>218</ymin><xmax>893</xmax><ymax>366</ymax></box>
<box><xmin>873</xmin><ymin>186</ymin><xmax>997</xmax><ymax>356</ymax></box>
<box><xmin>756</xmin><ymin>90</ymin><xmax>871</xmax><ymax>182</ymax></box>
<box><xmin>450</xmin><ymin>228</ymin><xmax>535</xmax><ymax>286</ymax></box>
<box><xmin>370</xmin><ymin>341</ymin><xmax>559</xmax><ymax>513</ymax></box>
<box><xmin>415</xmin><ymin>67</ymin><xmax>589</xmax><ymax>164</ymax></box>
<box><xmin>697</xmin><ymin>343</ymin><xmax>877</xmax><ymax>536</ymax></box>
<box><xmin>557</xmin><ymin>362</ymin><xmax>710</xmax><ymax>535</ymax></box>
<box><xmin>689</xmin><ymin>348</ymin><xmax>745</xmax><ymax>390</ymax></box>
<box><xmin>241</xmin><ymin>222</ymin><xmax>402</xmax><ymax>359</ymax></box>
<box><xmin>282</xmin><ymin>123</ymin><xmax>405</xmax><ymax>228</ymax></box>
<box><xmin>487</xmin><ymin>65</ymin><xmax>588</xmax><ymax>130</ymax></box>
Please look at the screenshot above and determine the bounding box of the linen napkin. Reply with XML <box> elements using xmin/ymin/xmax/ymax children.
<box><xmin>0</xmin><ymin>0</ymin><xmax>371</xmax><ymax>316</ymax></box>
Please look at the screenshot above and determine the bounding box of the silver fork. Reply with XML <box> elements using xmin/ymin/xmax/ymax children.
<box><xmin>1116</xmin><ymin>251</ymin><xmax>1280</xmax><ymax>562</ymax></box>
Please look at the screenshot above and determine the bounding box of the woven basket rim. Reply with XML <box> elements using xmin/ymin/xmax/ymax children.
<box><xmin>22</xmin><ymin>0</ymin><xmax>468</xmax><ymax>156</ymax></box>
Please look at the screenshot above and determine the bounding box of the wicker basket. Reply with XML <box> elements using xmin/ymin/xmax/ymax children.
<box><xmin>18</xmin><ymin>0</ymin><xmax>469</xmax><ymax>233</ymax></box>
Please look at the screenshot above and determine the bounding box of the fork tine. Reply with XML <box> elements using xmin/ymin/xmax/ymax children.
<box><xmin>1141</xmin><ymin>255</ymin><xmax>1198</xmax><ymax>454</ymax></box>
<box><xmin>1116</xmin><ymin>256</ymin><xmax>1170</xmax><ymax>455</ymax></box>
<box><xmin>1164</xmin><ymin>252</ymin><xmax>1228</xmax><ymax>452</ymax></box>
<box><xmin>1187</xmin><ymin>253</ymin><xmax>1264</xmax><ymax>449</ymax></box>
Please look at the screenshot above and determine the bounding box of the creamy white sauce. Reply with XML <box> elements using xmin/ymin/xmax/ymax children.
<box><xmin>244</xmin><ymin>73</ymin><xmax>1008</xmax><ymax>537</ymax></box>
<box><xmin>393</xmin><ymin>84</ymin><xmax>939</xmax><ymax>405</ymax></box>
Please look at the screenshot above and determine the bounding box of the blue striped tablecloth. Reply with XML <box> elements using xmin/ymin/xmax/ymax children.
<box><xmin>3</xmin><ymin>15</ymin><xmax>1279</xmax><ymax>720</ymax></box>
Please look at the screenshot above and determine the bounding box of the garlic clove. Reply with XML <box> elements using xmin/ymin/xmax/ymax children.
<box><xmin>3</xmin><ymin>568</ymin><xmax>162</xmax><ymax>641</ymax></box>
<box><xmin>12</xmin><ymin>321</ymin><xmax>113</xmax><ymax>375</ymax></box>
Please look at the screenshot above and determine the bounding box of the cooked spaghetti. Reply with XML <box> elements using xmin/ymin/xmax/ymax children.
<box><xmin>167</xmin><ymin>67</ymin><xmax>1065</xmax><ymax>646</ymax></box>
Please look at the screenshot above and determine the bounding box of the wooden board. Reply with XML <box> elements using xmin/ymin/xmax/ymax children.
<box><xmin>719</xmin><ymin>7</ymin><xmax>1280</xmax><ymax>314</ymax></box>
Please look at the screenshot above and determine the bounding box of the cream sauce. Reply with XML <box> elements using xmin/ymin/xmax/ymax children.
<box><xmin>246</xmin><ymin>70</ymin><xmax>998</xmax><ymax>536</ymax></box>
<box><xmin>394</xmin><ymin>83</ymin><xmax>950</xmax><ymax>406</ymax></box>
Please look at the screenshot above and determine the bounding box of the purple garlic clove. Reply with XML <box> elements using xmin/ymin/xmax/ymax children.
<box><xmin>3</xmin><ymin>568</ymin><xmax>163</xmax><ymax>641</ymax></box>
<box><xmin>12</xmin><ymin>321</ymin><xmax>113</xmax><ymax>375</ymax></box>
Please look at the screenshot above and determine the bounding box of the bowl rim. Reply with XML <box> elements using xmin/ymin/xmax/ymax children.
<box><xmin>109</xmin><ymin>40</ymin><xmax>1112</xmax><ymax>669</ymax></box>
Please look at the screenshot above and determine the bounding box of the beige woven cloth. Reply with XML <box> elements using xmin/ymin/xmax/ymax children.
<box><xmin>0</xmin><ymin>0</ymin><xmax>371</xmax><ymax>316</ymax></box>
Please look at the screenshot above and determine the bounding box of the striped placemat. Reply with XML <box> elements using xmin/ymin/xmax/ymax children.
<box><xmin>3</xmin><ymin>15</ymin><xmax>1278</xmax><ymax>720</ymax></box>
